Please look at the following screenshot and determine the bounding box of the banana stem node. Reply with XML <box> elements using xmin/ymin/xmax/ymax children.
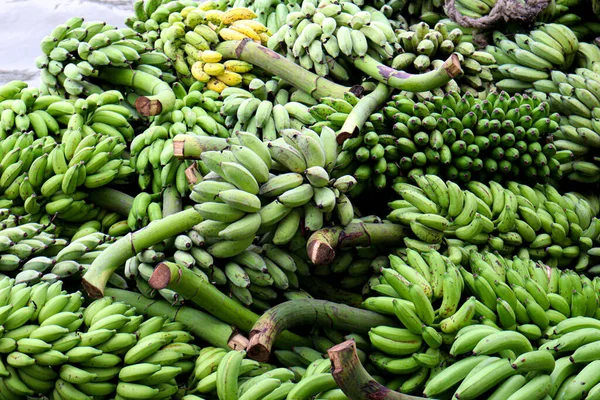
<box><xmin>337</xmin><ymin>83</ymin><xmax>392</xmax><ymax>144</ymax></box>
<box><xmin>307</xmin><ymin>222</ymin><xmax>407</xmax><ymax>265</ymax></box>
<box><xmin>328</xmin><ymin>340</ymin><xmax>426</xmax><ymax>400</ymax></box>
<box><xmin>352</xmin><ymin>54</ymin><xmax>462</xmax><ymax>92</ymax></box>
<box><xmin>247</xmin><ymin>299</ymin><xmax>397</xmax><ymax>362</ymax></box>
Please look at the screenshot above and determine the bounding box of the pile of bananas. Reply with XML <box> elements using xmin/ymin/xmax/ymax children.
<box><xmin>35</xmin><ymin>16</ymin><xmax>164</xmax><ymax>97</ymax></box>
<box><xmin>189</xmin><ymin>129</ymin><xmax>357</xmax><ymax>257</ymax></box>
<box><xmin>0</xmin><ymin>277</ymin><xmax>197</xmax><ymax>399</ymax></box>
<box><xmin>130</xmin><ymin>83</ymin><xmax>228</xmax><ymax>193</ymax></box>
<box><xmin>387</xmin><ymin>174</ymin><xmax>600</xmax><ymax>271</ymax></box>
<box><xmin>485</xmin><ymin>24</ymin><xmax>580</xmax><ymax>93</ymax></box>
<box><xmin>220</xmin><ymin>81</ymin><xmax>322</xmax><ymax>141</ymax></box>
<box><xmin>125</xmin><ymin>228</ymin><xmax>312</xmax><ymax>309</ymax></box>
<box><xmin>268</xmin><ymin>0</ymin><xmax>396</xmax><ymax>80</ymax></box>
<box><xmin>529</xmin><ymin>63</ymin><xmax>600</xmax><ymax>183</ymax></box>
<box><xmin>393</xmin><ymin>22</ymin><xmax>497</xmax><ymax>94</ymax></box>
<box><xmin>188</xmin><ymin>347</ymin><xmax>352</xmax><ymax>399</ymax></box>
<box><xmin>0</xmin><ymin>85</ymin><xmax>135</xmax><ymax>223</ymax></box>
<box><xmin>0</xmin><ymin>218</ymin><xmax>132</xmax><ymax>287</ymax></box>
<box><xmin>339</xmin><ymin>90</ymin><xmax>562</xmax><ymax>186</ymax></box>
<box><xmin>359</xmin><ymin>245</ymin><xmax>600</xmax><ymax>398</ymax></box>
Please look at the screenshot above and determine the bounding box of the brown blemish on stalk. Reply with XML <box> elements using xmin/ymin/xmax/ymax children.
<box><xmin>257</xmin><ymin>45</ymin><xmax>281</xmax><ymax>59</ymax></box>
<box><xmin>377</xmin><ymin>65</ymin><xmax>411</xmax><ymax>80</ymax></box>
<box><xmin>235</xmin><ymin>38</ymin><xmax>250</xmax><ymax>58</ymax></box>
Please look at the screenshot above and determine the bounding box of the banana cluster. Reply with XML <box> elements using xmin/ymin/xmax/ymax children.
<box><xmin>362</xmin><ymin>245</ymin><xmax>600</xmax><ymax>398</ymax></box>
<box><xmin>352</xmin><ymin>90</ymin><xmax>562</xmax><ymax>185</ymax></box>
<box><xmin>393</xmin><ymin>22</ymin><xmax>497</xmax><ymax>94</ymax></box>
<box><xmin>388</xmin><ymin>174</ymin><xmax>600</xmax><ymax>271</ymax></box>
<box><xmin>367</xmin><ymin>0</ymin><xmax>444</xmax><ymax>26</ymax></box>
<box><xmin>268</xmin><ymin>0</ymin><xmax>396</xmax><ymax>80</ymax></box>
<box><xmin>36</xmin><ymin>16</ymin><xmax>158</xmax><ymax>97</ymax></box>
<box><xmin>487</xmin><ymin>24</ymin><xmax>580</xmax><ymax>93</ymax></box>
<box><xmin>191</xmin><ymin>50</ymin><xmax>254</xmax><ymax>93</ymax></box>
<box><xmin>221</xmin><ymin>81</ymin><xmax>322</xmax><ymax>141</ymax></box>
<box><xmin>189</xmin><ymin>347</ymin><xmax>346</xmax><ymax>399</ymax></box>
<box><xmin>188</xmin><ymin>129</ymin><xmax>356</xmax><ymax>258</ymax></box>
<box><xmin>130</xmin><ymin>83</ymin><xmax>228</xmax><ymax>194</ymax></box>
<box><xmin>124</xmin><ymin>225</ymin><xmax>311</xmax><ymax>309</ymax></box>
<box><xmin>529</xmin><ymin>64</ymin><xmax>600</xmax><ymax>184</ymax></box>
<box><xmin>0</xmin><ymin>87</ymin><xmax>135</xmax><ymax>224</ymax></box>
<box><xmin>0</xmin><ymin>277</ymin><xmax>196</xmax><ymax>399</ymax></box>
<box><xmin>0</xmin><ymin>221</ymin><xmax>131</xmax><ymax>288</ymax></box>
<box><xmin>451</xmin><ymin>0</ymin><xmax>496</xmax><ymax>19</ymax></box>
<box><xmin>151</xmin><ymin>3</ymin><xmax>269</xmax><ymax>90</ymax></box>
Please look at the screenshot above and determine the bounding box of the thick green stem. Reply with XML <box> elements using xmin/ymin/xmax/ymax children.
<box><xmin>148</xmin><ymin>261</ymin><xmax>311</xmax><ymax>350</ymax></box>
<box><xmin>98</xmin><ymin>67</ymin><xmax>176</xmax><ymax>116</ymax></box>
<box><xmin>172</xmin><ymin>134</ymin><xmax>230</xmax><ymax>159</ymax></box>
<box><xmin>307</xmin><ymin>222</ymin><xmax>408</xmax><ymax>265</ymax></box>
<box><xmin>105</xmin><ymin>288</ymin><xmax>245</xmax><ymax>350</ymax></box>
<box><xmin>352</xmin><ymin>54</ymin><xmax>462</xmax><ymax>92</ymax></box>
<box><xmin>87</xmin><ymin>188</ymin><xmax>134</xmax><ymax>216</ymax></box>
<box><xmin>215</xmin><ymin>39</ymin><xmax>357</xmax><ymax>100</ymax></box>
<box><xmin>337</xmin><ymin>83</ymin><xmax>393</xmax><ymax>144</ymax></box>
<box><xmin>82</xmin><ymin>208</ymin><xmax>203</xmax><ymax>298</ymax></box>
<box><xmin>247</xmin><ymin>299</ymin><xmax>397</xmax><ymax>362</ymax></box>
<box><xmin>329</xmin><ymin>340</ymin><xmax>426</xmax><ymax>400</ymax></box>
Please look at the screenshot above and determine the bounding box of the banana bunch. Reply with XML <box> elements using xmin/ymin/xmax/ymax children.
<box><xmin>151</xmin><ymin>3</ymin><xmax>269</xmax><ymax>89</ymax></box>
<box><xmin>369</xmin><ymin>90</ymin><xmax>562</xmax><ymax>184</ymax></box>
<box><xmin>363</xmin><ymin>246</ymin><xmax>600</xmax><ymax>398</ymax></box>
<box><xmin>220</xmin><ymin>81</ymin><xmax>322</xmax><ymax>141</ymax></box>
<box><xmin>189</xmin><ymin>347</ymin><xmax>346</xmax><ymax>399</ymax></box>
<box><xmin>268</xmin><ymin>0</ymin><xmax>396</xmax><ymax>80</ymax></box>
<box><xmin>487</xmin><ymin>25</ymin><xmax>579</xmax><ymax>93</ymax></box>
<box><xmin>0</xmin><ymin>220</ymin><xmax>131</xmax><ymax>288</ymax></box>
<box><xmin>393</xmin><ymin>22</ymin><xmax>497</xmax><ymax>94</ymax></box>
<box><xmin>0</xmin><ymin>100</ymin><xmax>135</xmax><ymax>223</ymax></box>
<box><xmin>123</xmin><ymin>218</ymin><xmax>312</xmax><ymax>309</ymax></box>
<box><xmin>367</xmin><ymin>0</ymin><xmax>444</xmax><ymax>26</ymax></box>
<box><xmin>126</xmin><ymin>0</ymin><xmax>205</xmax><ymax>41</ymax></box>
<box><xmin>190</xmin><ymin>50</ymin><xmax>255</xmax><ymax>93</ymax></box>
<box><xmin>388</xmin><ymin>174</ymin><xmax>600</xmax><ymax>271</ymax></box>
<box><xmin>536</xmin><ymin>0</ymin><xmax>584</xmax><ymax>24</ymax></box>
<box><xmin>529</xmin><ymin>64</ymin><xmax>600</xmax><ymax>184</ymax></box>
<box><xmin>450</xmin><ymin>0</ymin><xmax>497</xmax><ymax>19</ymax></box>
<box><xmin>36</xmin><ymin>16</ymin><xmax>156</xmax><ymax>97</ymax></box>
<box><xmin>235</xmin><ymin>0</ymin><xmax>301</xmax><ymax>33</ymax></box>
<box><xmin>130</xmin><ymin>83</ymin><xmax>228</xmax><ymax>194</ymax></box>
<box><xmin>188</xmin><ymin>129</ymin><xmax>356</xmax><ymax>258</ymax></box>
<box><xmin>0</xmin><ymin>277</ymin><xmax>197</xmax><ymax>399</ymax></box>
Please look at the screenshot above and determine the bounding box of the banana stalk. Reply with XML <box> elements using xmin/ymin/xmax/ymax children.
<box><xmin>82</xmin><ymin>208</ymin><xmax>203</xmax><ymax>298</ymax></box>
<box><xmin>247</xmin><ymin>299</ymin><xmax>397</xmax><ymax>362</ymax></box>
<box><xmin>147</xmin><ymin>261</ymin><xmax>312</xmax><ymax>350</ymax></box>
<box><xmin>307</xmin><ymin>222</ymin><xmax>407</xmax><ymax>265</ymax></box>
<box><xmin>215</xmin><ymin>39</ymin><xmax>354</xmax><ymax>100</ymax></box>
<box><xmin>328</xmin><ymin>340</ymin><xmax>426</xmax><ymax>400</ymax></box>
<box><xmin>87</xmin><ymin>188</ymin><xmax>135</xmax><ymax>216</ymax></box>
<box><xmin>338</xmin><ymin>83</ymin><xmax>393</xmax><ymax>144</ymax></box>
<box><xmin>97</xmin><ymin>67</ymin><xmax>176</xmax><ymax>116</ymax></box>
<box><xmin>105</xmin><ymin>288</ymin><xmax>245</xmax><ymax>350</ymax></box>
<box><xmin>352</xmin><ymin>54</ymin><xmax>462</xmax><ymax>92</ymax></box>
<box><xmin>172</xmin><ymin>134</ymin><xmax>230</xmax><ymax>159</ymax></box>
